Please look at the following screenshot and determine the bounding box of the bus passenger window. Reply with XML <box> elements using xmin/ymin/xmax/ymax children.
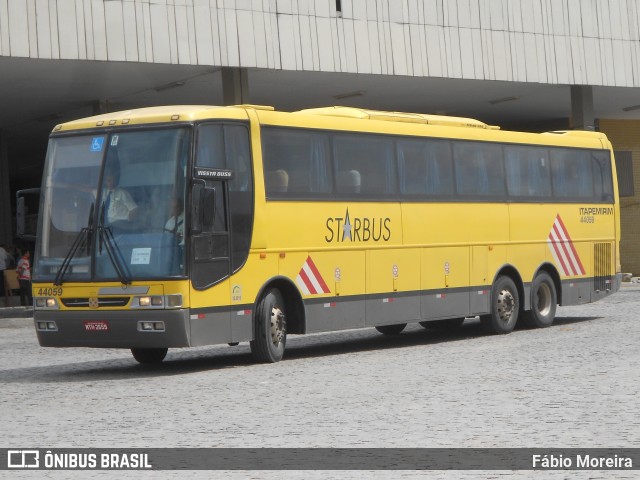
<box><xmin>551</xmin><ymin>149</ymin><xmax>594</xmax><ymax>199</ymax></box>
<box><xmin>591</xmin><ymin>151</ymin><xmax>614</xmax><ymax>202</ymax></box>
<box><xmin>397</xmin><ymin>138</ymin><xmax>453</xmax><ymax>196</ymax></box>
<box><xmin>454</xmin><ymin>142</ymin><xmax>505</xmax><ymax>197</ymax></box>
<box><xmin>333</xmin><ymin>134</ymin><xmax>396</xmax><ymax>196</ymax></box>
<box><xmin>505</xmin><ymin>146</ymin><xmax>552</xmax><ymax>198</ymax></box>
<box><xmin>262</xmin><ymin>127</ymin><xmax>331</xmax><ymax>197</ymax></box>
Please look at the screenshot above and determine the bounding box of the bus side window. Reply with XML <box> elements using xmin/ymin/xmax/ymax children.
<box><xmin>398</xmin><ymin>138</ymin><xmax>454</xmax><ymax>197</ymax></box>
<box><xmin>591</xmin><ymin>151</ymin><xmax>614</xmax><ymax>202</ymax></box>
<box><xmin>454</xmin><ymin>142</ymin><xmax>504</xmax><ymax>197</ymax></box>
<box><xmin>551</xmin><ymin>149</ymin><xmax>594</xmax><ymax>199</ymax></box>
<box><xmin>333</xmin><ymin>134</ymin><xmax>396</xmax><ymax>197</ymax></box>
<box><xmin>505</xmin><ymin>146</ymin><xmax>552</xmax><ymax>198</ymax></box>
<box><xmin>262</xmin><ymin>128</ymin><xmax>331</xmax><ymax>197</ymax></box>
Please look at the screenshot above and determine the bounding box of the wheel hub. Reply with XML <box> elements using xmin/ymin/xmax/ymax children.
<box><xmin>270</xmin><ymin>307</ymin><xmax>285</xmax><ymax>345</ymax></box>
<box><xmin>497</xmin><ymin>289</ymin><xmax>515</xmax><ymax>323</ymax></box>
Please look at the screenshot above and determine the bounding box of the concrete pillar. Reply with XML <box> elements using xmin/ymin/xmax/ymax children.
<box><xmin>0</xmin><ymin>130</ymin><xmax>13</xmax><ymax>244</ymax></box>
<box><xmin>570</xmin><ymin>85</ymin><xmax>595</xmax><ymax>130</ymax></box>
<box><xmin>221</xmin><ymin>67</ymin><xmax>250</xmax><ymax>105</ymax></box>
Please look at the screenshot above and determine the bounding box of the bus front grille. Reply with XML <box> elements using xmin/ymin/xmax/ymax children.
<box><xmin>61</xmin><ymin>297</ymin><xmax>130</xmax><ymax>308</ymax></box>
<box><xmin>594</xmin><ymin>243</ymin><xmax>612</xmax><ymax>292</ymax></box>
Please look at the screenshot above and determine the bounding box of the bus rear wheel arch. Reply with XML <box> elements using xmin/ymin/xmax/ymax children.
<box><xmin>250</xmin><ymin>288</ymin><xmax>287</xmax><ymax>363</ymax></box>
<box><xmin>481</xmin><ymin>275</ymin><xmax>520</xmax><ymax>334</ymax></box>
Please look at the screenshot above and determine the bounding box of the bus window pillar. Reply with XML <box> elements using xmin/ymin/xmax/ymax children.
<box><xmin>222</xmin><ymin>67</ymin><xmax>250</xmax><ymax>105</ymax></box>
<box><xmin>0</xmin><ymin>130</ymin><xmax>13</xmax><ymax>244</ymax></box>
<box><xmin>570</xmin><ymin>85</ymin><xmax>595</xmax><ymax>131</ymax></box>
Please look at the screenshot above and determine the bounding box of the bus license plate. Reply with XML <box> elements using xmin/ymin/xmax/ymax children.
<box><xmin>84</xmin><ymin>321</ymin><xmax>109</xmax><ymax>332</ymax></box>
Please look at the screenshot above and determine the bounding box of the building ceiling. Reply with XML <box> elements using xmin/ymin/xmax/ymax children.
<box><xmin>2</xmin><ymin>56</ymin><xmax>640</xmax><ymax>182</ymax></box>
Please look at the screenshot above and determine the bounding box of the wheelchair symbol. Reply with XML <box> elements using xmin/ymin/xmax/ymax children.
<box><xmin>90</xmin><ymin>137</ymin><xmax>104</xmax><ymax>152</ymax></box>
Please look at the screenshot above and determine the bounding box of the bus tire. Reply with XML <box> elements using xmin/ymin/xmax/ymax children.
<box><xmin>375</xmin><ymin>323</ymin><xmax>407</xmax><ymax>335</ymax></box>
<box><xmin>522</xmin><ymin>272</ymin><xmax>557</xmax><ymax>328</ymax></box>
<box><xmin>481</xmin><ymin>276</ymin><xmax>519</xmax><ymax>334</ymax></box>
<box><xmin>131</xmin><ymin>348</ymin><xmax>168</xmax><ymax>364</ymax></box>
<box><xmin>250</xmin><ymin>288</ymin><xmax>287</xmax><ymax>363</ymax></box>
<box><xmin>419</xmin><ymin>318</ymin><xmax>465</xmax><ymax>329</ymax></box>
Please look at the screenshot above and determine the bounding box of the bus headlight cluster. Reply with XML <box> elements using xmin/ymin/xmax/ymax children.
<box><xmin>131</xmin><ymin>294</ymin><xmax>182</xmax><ymax>309</ymax></box>
<box><xmin>34</xmin><ymin>297</ymin><xmax>59</xmax><ymax>309</ymax></box>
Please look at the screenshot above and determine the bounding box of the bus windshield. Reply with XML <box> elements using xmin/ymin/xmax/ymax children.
<box><xmin>35</xmin><ymin>127</ymin><xmax>190</xmax><ymax>282</ymax></box>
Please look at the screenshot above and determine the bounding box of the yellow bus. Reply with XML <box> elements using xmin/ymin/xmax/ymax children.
<box><xmin>29</xmin><ymin>105</ymin><xmax>621</xmax><ymax>363</ymax></box>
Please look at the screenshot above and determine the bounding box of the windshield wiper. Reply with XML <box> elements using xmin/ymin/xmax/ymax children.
<box><xmin>97</xmin><ymin>201</ymin><xmax>132</xmax><ymax>285</ymax></box>
<box><xmin>53</xmin><ymin>203</ymin><xmax>94</xmax><ymax>286</ymax></box>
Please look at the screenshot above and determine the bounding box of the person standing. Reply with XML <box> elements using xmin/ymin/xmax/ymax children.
<box><xmin>16</xmin><ymin>250</ymin><xmax>32</xmax><ymax>307</ymax></box>
<box><xmin>0</xmin><ymin>244</ymin><xmax>9</xmax><ymax>303</ymax></box>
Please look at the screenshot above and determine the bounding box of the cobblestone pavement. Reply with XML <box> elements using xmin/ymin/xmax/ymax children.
<box><xmin>1</xmin><ymin>285</ymin><xmax>639</xmax><ymax>479</ymax></box>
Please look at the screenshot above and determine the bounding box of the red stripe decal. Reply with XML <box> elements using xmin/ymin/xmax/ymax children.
<box><xmin>298</xmin><ymin>268</ymin><xmax>317</xmax><ymax>295</ymax></box>
<box><xmin>556</xmin><ymin>215</ymin><xmax>585</xmax><ymax>274</ymax></box>
<box><xmin>305</xmin><ymin>256</ymin><xmax>330</xmax><ymax>294</ymax></box>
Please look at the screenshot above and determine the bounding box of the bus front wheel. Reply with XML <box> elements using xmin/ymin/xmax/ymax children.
<box><xmin>250</xmin><ymin>288</ymin><xmax>287</xmax><ymax>363</ymax></box>
<box><xmin>131</xmin><ymin>348</ymin><xmax>168</xmax><ymax>364</ymax></box>
<box><xmin>522</xmin><ymin>272</ymin><xmax>557</xmax><ymax>328</ymax></box>
<box><xmin>481</xmin><ymin>276</ymin><xmax>519</xmax><ymax>334</ymax></box>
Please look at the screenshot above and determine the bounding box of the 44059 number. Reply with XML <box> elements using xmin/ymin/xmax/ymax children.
<box><xmin>37</xmin><ymin>287</ymin><xmax>63</xmax><ymax>296</ymax></box>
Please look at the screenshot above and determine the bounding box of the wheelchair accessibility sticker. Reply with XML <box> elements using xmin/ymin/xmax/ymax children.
<box><xmin>90</xmin><ymin>137</ymin><xmax>104</xmax><ymax>152</ymax></box>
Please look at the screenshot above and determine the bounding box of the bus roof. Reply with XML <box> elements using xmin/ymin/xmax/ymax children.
<box><xmin>51</xmin><ymin>104</ymin><xmax>611</xmax><ymax>148</ymax></box>
<box><xmin>51</xmin><ymin>105</ymin><xmax>258</xmax><ymax>132</ymax></box>
<box><xmin>295</xmin><ymin>106</ymin><xmax>500</xmax><ymax>130</ymax></box>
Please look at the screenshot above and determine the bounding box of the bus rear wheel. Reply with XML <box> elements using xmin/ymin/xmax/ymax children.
<box><xmin>481</xmin><ymin>276</ymin><xmax>519</xmax><ymax>334</ymax></box>
<box><xmin>131</xmin><ymin>348</ymin><xmax>168</xmax><ymax>364</ymax></box>
<box><xmin>250</xmin><ymin>288</ymin><xmax>287</xmax><ymax>363</ymax></box>
<box><xmin>522</xmin><ymin>272</ymin><xmax>557</xmax><ymax>328</ymax></box>
<box><xmin>419</xmin><ymin>318</ymin><xmax>465</xmax><ymax>329</ymax></box>
<box><xmin>375</xmin><ymin>323</ymin><xmax>407</xmax><ymax>335</ymax></box>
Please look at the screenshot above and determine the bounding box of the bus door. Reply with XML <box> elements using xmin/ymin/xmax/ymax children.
<box><xmin>189</xmin><ymin>123</ymin><xmax>254</xmax><ymax>343</ymax></box>
<box><xmin>191</xmin><ymin>176</ymin><xmax>231</xmax><ymax>290</ymax></box>
<box><xmin>191</xmin><ymin>123</ymin><xmax>253</xmax><ymax>290</ymax></box>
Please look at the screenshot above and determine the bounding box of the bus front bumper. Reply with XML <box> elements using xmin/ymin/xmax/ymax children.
<box><xmin>34</xmin><ymin>309</ymin><xmax>191</xmax><ymax>348</ymax></box>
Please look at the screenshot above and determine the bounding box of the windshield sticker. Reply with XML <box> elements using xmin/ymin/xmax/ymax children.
<box><xmin>131</xmin><ymin>248</ymin><xmax>151</xmax><ymax>265</ymax></box>
<box><xmin>111</xmin><ymin>135</ymin><xmax>119</xmax><ymax>146</ymax></box>
<box><xmin>90</xmin><ymin>137</ymin><xmax>104</xmax><ymax>152</ymax></box>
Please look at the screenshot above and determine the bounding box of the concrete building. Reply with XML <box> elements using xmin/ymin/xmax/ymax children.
<box><xmin>1</xmin><ymin>0</ymin><xmax>640</xmax><ymax>272</ymax></box>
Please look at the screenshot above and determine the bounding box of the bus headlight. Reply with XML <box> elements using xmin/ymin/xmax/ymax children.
<box><xmin>34</xmin><ymin>297</ymin><xmax>59</xmax><ymax>309</ymax></box>
<box><xmin>132</xmin><ymin>295</ymin><xmax>182</xmax><ymax>309</ymax></box>
<box><xmin>165</xmin><ymin>294</ymin><xmax>182</xmax><ymax>308</ymax></box>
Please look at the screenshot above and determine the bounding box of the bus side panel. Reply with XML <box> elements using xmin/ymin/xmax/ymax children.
<box><xmin>278</xmin><ymin>250</ymin><xmax>366</xmax><ymax>334</ymax></box>
<box><xmin>421</xmin><ymin>246</ymin><xmax>470</xmax><ymax>320</ymax></box>
<box><xmin>365</xmin><ymin>248</ymin><xmax>421</xmax><ymax>326</ymax></box>
<box><xmin>189</xmin><ymin>278</ymin><xmax>233</xmax><ymax>346</ymax></box>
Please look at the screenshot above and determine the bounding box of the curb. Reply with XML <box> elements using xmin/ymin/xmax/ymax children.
<box><xmin>0</xmin><ymin>307</ymin><xmax>34</xmax><ymax>319</ymax></box>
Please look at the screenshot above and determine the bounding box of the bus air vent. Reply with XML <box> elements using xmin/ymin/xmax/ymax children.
<box><xmin>593</xmin><ymin>243</ymin><xmax>612</xmax><ymax>292</ymax></box>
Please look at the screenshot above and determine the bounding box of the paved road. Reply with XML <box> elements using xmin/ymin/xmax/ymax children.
<box><xmin>1</xmin><ymin>285</ymin><xmax>639</xmax><ymax>479</ymax></box>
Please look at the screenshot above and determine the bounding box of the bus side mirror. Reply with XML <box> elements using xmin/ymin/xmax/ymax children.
<box><xmin>16</xmin><ymin>188</ymin><xmax>40</xmax><ymax>240</ymax></box>
<box><xmin>191</xmin><ymin>182</ymin><xmax>216</xmax><ymax>234</ymax></box>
